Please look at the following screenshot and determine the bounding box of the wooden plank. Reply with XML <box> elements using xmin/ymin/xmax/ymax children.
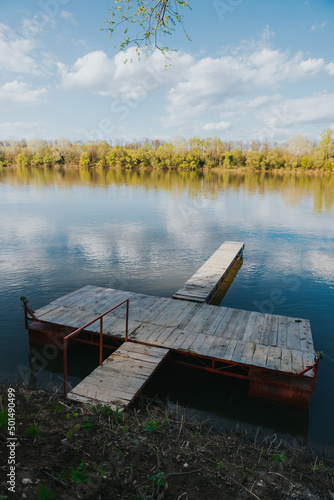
<box><xmin>207</xmin><ymin>336</ymin><xmax>230</xmax><ymax>359</ymax></box>
<box><xmin>159</xmin><ymin>328</ymin><xmax>188</xmax><ymax>349</ymax></box>
<box><xmin>150</xmin><ymin>326</ymin><xmax>177</xmax><ymax>346</ymax></box>
<box><xmin>178</xmin><ymin>303</ymin><xmax>202</xmax><ymax>329</ymax></box>
<box><xmin>277</xmin><ymin>315</ymin><xmax>288</xmax><ymax>348</ymax></box>
<box><xmin>213</xmin><ymin>308</ymin><xmax>235</xmax><ymax>337</ymax></box>
<box><xmin>286</xmin><ymin>319</ymin><xmax>301</xmax><ymax>351</ymax></box>
<box><xmin>250</xmin><ymin>313</ymin><xmax>266</xmax><ymax>343</ymax></box>
<box><xmin>240</xmin><ymin>342</ymin><xmax>256</xmax><ymax>365</ymax></box>
<box><xmin>290</xmin><ymin>349</ymin><xmax>304</xmax><ymax>374</ymax></box>
<box><xmin>268</xmin><ymin>315</ymin><xmax>279</xmax><ymax>347</ymax></box>
<box><xmin>240</xmin><ymin>311</ymin><xmax>258</xmax><ymax>342</ymax></box>
<box><xmin>231</xmin><ymin>341</ymin><xmax>246</xmax><ymax>363</ymax></box>
<box><xmin>265</xmin><ymin>346</ymin><xmax>282</xmax><ymax>371</ymax></box>
<box><xmin>259</xmin><ymin>314</ymin><xmax>273</xmax><ymax>346</ymax></box>
<box><xmin>184</xmin><ymin>333</ymin><xmax>208</xmax><ymax>353</ymax></box>
<box><xmin>222</xmin><ymin>339</ymin><xmax>238</xmax><ymax>360</ymax></box>
<box><xmin>302</xmin><ymin>352</ymin><xmax>315</xmax><ymax>378</ymax></box>
<box><xmin>234</xmin><ymin>310</ymin><xmax>252</xmax><ymax>340</ymax></box>
<box><xmin>251</xmin><ymin>344</ymin><xmax>269</xmax><ymax>368</ymax></box>
<box><xmin>196</xmin><ymin>335</ymin><xmax>217</xmax><ymax>357</ymax></box>
<box><xmin>280</xmin><ymin>348</ymin><xmax>292</xmax><ymax>373</ymax></box>
<box><xmin>299</xmin><ymin>320</ymin><xmax>314</xmax><ymax>352</ymax></box>
<box><xmin>205</xmin><ymin>307</ymin><xmax>230</xmax><ymax>335</ymax></box>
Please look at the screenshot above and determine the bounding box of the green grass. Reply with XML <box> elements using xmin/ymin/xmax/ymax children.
<box><xmin>26</xmin><ymin>425</ymin><xmax>39</xmax><ymax>439</ymax></box>
<box><xmin>69</xmin><ymin>461</ymin><xmax>90</xmax><ymax>484</ymax></box>
<box><xmin>0</xmin><ymin>408</ymin><xmax>8</xmax><ymax>430</ymax></box>
<box><xmin>149</xmin><ymin>472</ymin><xmax>166</xmax><ymax>487</ymax></box>
<box><xmin>37</xmin><ymin>485</ymin><xmax>53</xmax><ymax>500</ymax></box>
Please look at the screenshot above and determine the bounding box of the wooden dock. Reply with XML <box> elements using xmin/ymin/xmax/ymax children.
<box><xmin>68</xmin><ymin>342</ymin><xmax>169</xmax><ymax>410</ymax></box>
<box><xmin>173</xmin><ymin>241</ymin><xmax>244</xmax><ymax>303</ymax></box>
<box><xmin>28</xmin><ymin>284</ymin><xmax>318</xmax><ymax>409</ymax></box>
<box><xmin>24</xmin><ymin>241</ymin><xmax>320</xmax><ymax>410</ymax></box>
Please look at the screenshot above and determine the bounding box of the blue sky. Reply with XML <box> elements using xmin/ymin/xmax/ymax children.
<box><xmin>0</xmin><ymin>0</ymin><xmax>333</xmax><ymax>144</ymax></box>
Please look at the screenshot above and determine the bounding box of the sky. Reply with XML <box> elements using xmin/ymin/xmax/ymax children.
<box><xmin>0</xmin><ymin>0</ymin><xmax>333</xmax><ymax>144</ymax></box>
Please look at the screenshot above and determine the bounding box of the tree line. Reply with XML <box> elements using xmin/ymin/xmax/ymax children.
<box><xmin>0</xmin><ymin>129</ymin><xmax>333</xmax><ymax>171</ymax></box>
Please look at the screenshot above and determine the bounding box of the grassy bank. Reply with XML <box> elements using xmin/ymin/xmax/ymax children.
<box><xmin>0</xmin><ymin>385</ymin><xmax>333</xmax><ymax>499</ymax></box>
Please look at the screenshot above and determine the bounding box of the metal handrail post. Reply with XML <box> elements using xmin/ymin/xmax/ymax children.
<box><xmin>125</xmin><ymin>299</ymin><xmax>129</xmax><ymax>341</ymax></box>
<box><xmin>63</xmin><ymin>339</ymin><xmax>68</xmax><ymax>398</ymax></box>
<box><xmin>24</xmin><ymin>305</ymin><xmax>28</xmax><ymax>329</ymax></box>
<box><xmin>99</xmin><ymin>317</ymin><xmax>103</xmax><ymax>364</ymax></box>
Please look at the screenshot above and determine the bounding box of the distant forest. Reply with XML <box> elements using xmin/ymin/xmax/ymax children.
<box><xmin>1</xmin><ymin>129</ymin><xmax>333</xmax><ymax>171</ymax></box>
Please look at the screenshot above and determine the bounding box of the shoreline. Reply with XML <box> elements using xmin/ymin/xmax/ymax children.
<box><xmin>1</xmin><ymin>163</ymin><xmax>334</xmax><ymax>175</ymax></box>
<box><xmin>0</xmin><ymin>384</ymin><xmax>333</xmax><ymax>499</ymax></box>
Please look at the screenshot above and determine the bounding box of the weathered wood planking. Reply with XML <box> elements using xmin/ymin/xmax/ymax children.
<box><xmin>172</xmin><ymin>241</ymin><xmax>244</xmax><ymax>303</ymax></box>
<box><xmin>68</xmin><ymin>342</ymin><xmax>169</xmax><ymax>409</ymax></box>
<box><xmin>33</xmin><ymin>286</ymin><xmax>315</xmax><ymax>377</ymax></box>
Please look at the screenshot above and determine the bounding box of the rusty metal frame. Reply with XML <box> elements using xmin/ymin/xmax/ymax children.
<box><xmin>169</xmin><ymin>350</ymin><xmax>315</xmax><ymax>394</ymax></box>
<box><xmin>62</xmin><ymin>298</ymin><xmax>129</xmax><ymax>397</ymax></box>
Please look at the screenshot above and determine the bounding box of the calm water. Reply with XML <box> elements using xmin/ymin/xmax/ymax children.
<box><xmin>1</xmin><ymin>167</ymin><xmax>333</xmax><ymax>454</ymax></box>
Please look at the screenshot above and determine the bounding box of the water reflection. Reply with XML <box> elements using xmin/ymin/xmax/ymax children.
<box><xmin>1</xmin><ymin>166</ymin><xmax>334</xmax><ymax>214</ymax></box>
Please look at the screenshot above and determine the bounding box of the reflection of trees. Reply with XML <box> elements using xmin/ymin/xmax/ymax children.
<box><xmin>0</xmin><ymin>166</ymin><xmax>333</xmax><ymax>214</ymax></box>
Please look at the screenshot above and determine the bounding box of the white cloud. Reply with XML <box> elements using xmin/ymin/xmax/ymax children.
<box><xmin>262</xmin><ymin>93</ymin><xmax>334</xmax><ymax>128</ymax></box>
<box><xmin>0</xmin><ymin>121</ymin><xmax>45</xmax><ymax>139</ymax></box>
<box><xmin>203</xmin><ymin>121</ymin><xmax>231</xmax><ymax>132</ymax></box>
<box><xmin>0</xmin><ymin>81</ymin><xmax>47</xmax><ymax>109</ymax></box>
<box><xmin>60</xmin><ymin>10</ymin><xmax>78</xmax><ymax>25</ymax></box>
<box><xmin>160</xmin><ymin>45</ymin><xmax>333</xmax><ymax>133</ymax></box>
<box><xmin>57</xmin><ymin>48</ymin><xmax>193</xmax><ymax>98</ymax></box>
<box><xmin>311</xmin><ymin>20</ymin><xmax>328</xmax><ymax>31</ymax></box>
<box><xmin>326</xmin><ymin>62</ymin><xmax>334</xmax><ymax>75</ymax></box>
<box><xmin>0</xmin><ymin>23</ymin><xmax>38</xmax><ymax>74</ymax></box>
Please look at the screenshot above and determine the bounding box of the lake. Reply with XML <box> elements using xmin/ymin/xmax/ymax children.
<box><xmin>1</xmin><ymin>167</ymin><xmax>333</xmax><ymax>455</ymax></box>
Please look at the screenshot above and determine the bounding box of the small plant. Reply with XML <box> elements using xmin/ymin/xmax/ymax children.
<box><xmin>53</xmin><ymin>404</ymin><xmax>63</xmax><ymax>413</ymax></box>
<box><xmin>26</xmin><ymin>425</ymin><xmax>39</xmax><ymax>439</ymax></box>
<box><xmin>313</xmin><ymin>460</ymin><xmax>331</xmax><ymax>473</ymax></box>
<box><xmin>144</xmin><ymin>419</ymin><xmax>162</xmax><ymax>432</ymax></box>
<box><xmin>92</xmin><ymin>404</ymin><xmax>122</xmax><ymax>422</ymax></box>
<box><xmin>149</xmin><ymin>472</ymin><xmax>166</xmax><ymax>487</ymax></box>
<box><xmin>69</xmin><ymin>461</ymin><xmax>89</xmax><ymax>484</ymax></box>
<box><xmin>0</xmin><ymin>408</ymin><xmax>8</xmax><ymax>430</ymax></box>
<box><xmin>217</xmin><ymin>461</ymin><xmax>223</xmax><ymax>470</ymax></box>
<box><xmin>37</xmin><ymin>484</ymin><xmax>53</xmax><ymax>500</ymax></box>
<box><xmin>66</xmin><ymin>411</ymin><xmax>78</xmax><ymax>419</ymax></box>
<box><xmin>237</xmin><ymin>465</ymin><xmax>247</xmax><ymax>476</ymax></box>
<box><xmin>82</xmin><ymin>420</ymin><xmax>94</xmax><ymax>429</ymax></box>
<box><xmin>273</xmin><ymin>452</ymin><xmax>287</xmax><ymax>464</ymax></box>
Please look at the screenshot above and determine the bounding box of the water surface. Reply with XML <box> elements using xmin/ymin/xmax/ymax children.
<box><xmin>1</xmin><ymin>167</ymin><xmax>333</xmax><ymax>454</ymax></box>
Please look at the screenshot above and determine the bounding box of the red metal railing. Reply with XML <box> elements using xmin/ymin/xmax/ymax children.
<box><xmin>63</xmin><ymin>298</ymin><xmax>129</xmax><ymax>398</ymax></box>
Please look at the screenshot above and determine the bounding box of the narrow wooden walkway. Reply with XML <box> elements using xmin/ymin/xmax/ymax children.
<box><xmin>173</xmin><ymin>241</ymin><xmax>244</xmax><ymax>303</ymax></box>
<box><xmin>68</xmin><ymin>342</ymin><xmax>169</xmax><ymax>410</ymax></box>
<box><xmin>33</xmin><ymin>285</ymin><xmax>315</xmax><ymax>378</ymax></box>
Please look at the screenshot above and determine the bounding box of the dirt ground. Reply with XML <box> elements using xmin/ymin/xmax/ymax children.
<box><xmin>0</xmin><ymin>385</ymin><xmax>333</xmax><ymax>500</ymax></box>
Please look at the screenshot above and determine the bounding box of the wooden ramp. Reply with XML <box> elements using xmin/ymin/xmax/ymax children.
<box><xmin>173</xmin><ymin>241</ymin><xmax>244</xmax><ymax>303</ymax></box>
<box><xmin>68</xmin><ymin>342</ymin><xmax>169</xmax><ymax>410</ymax></box>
